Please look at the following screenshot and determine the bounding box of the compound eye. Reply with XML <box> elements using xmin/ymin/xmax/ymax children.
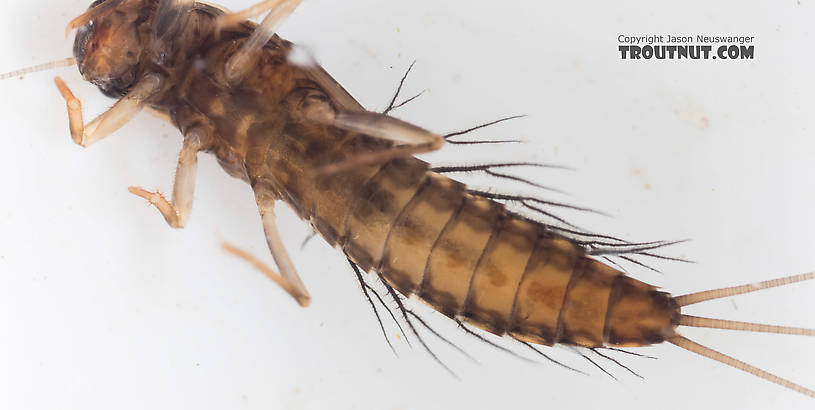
<box><xmin>73</xmin><ymin>22</ymin><xmax>95</xmax><ymax>69</ymax></box>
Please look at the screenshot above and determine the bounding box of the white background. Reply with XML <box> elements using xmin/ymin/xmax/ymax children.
<box><xmin>2</xmin><ymin>0</ymin><xmax>814</xmax><ymax>409</ymax></box>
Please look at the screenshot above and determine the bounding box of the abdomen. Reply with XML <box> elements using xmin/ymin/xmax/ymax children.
<box><xmin>325</xmin><ymin>156</ymin><xmax>680</xmax><ymax>348</ymax></box>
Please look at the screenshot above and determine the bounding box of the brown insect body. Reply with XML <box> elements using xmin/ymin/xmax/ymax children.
<box><xmin>75</xmin><ymin>0</ymin><xmax>679</xmax><ymax>350</ymax></box>
<box><xmin>7</xmin><ymin>0</ymin><xmax>809</xmax><ymax>401</ymax></box>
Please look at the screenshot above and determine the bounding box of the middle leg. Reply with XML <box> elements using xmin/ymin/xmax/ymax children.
<box><xmin>128</xmin><ymin>127</ymin><xmax>206</xmax><ymax>228</ymax></box>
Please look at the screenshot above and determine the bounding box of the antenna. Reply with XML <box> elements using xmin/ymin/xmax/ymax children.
<box><xmin>0</xmin><ymin>57</ymin><xmax>76</xmax><ymax>81</ymax></box>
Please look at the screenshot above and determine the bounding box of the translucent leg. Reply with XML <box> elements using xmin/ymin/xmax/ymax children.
<box><xmin>128</xmin><ymin>128</ymin><xmax>206</xmax><ymax>229</ymax></box>
<box><xmin>53</xmin><ymin>74</ymin><xmax>162</xmax><ymax>147</ymax></box>
<box><xmin>224</xmin><ymin>0</ymin><xmax>303</xmax><ymax>83</ymax></box>
<box><xmin>224</xmin><ymin>199</ymin><xmax>311</xmax><ymax>307</ymax></box>
<box><xmin>309</xmin><ymin>109</ymin><xmax>445</xmax><ymax>174</ymax></box>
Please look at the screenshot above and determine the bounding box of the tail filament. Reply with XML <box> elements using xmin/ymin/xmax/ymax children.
<box><xmin>675</xmin><ymin>272</ymin><xmax>815</xmax><ymax>307</ymax></box>
<box><xmin>672</xmin><ymin>272</ymin><xmax>815</xmax><ymax>398</ymax></box>
<box><xmin>668</xmin><ymin>335</ymin><xmax>815</xmax><ymax>398</ymax></box>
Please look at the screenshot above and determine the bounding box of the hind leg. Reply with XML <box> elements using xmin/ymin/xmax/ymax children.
<box><xmin>223</xmin><ymin>195</ymin><xmax>311</xmax><ymax>307</ymax></box>
<box><xmin>305</xmin><ymin>108</ymin><xmax>445</xmax><ymax>174</ymax></box>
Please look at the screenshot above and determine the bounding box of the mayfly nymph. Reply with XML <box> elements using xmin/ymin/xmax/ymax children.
<box><xmin>2</xmin><ymin>1</ymin><xmax>813</xmax><ymax>407</ymax></box>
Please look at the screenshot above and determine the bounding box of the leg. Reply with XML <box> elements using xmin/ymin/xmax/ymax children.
<box><xmin>308</xmin><ymin>109</ymin><xmax>445</xmax><ymax>174</ymax></box>
<box><xmin>223</xmin><ymin>198</ymin><xmax>311</xmax><ymax>307</ymax></box>
<box><xmin>128</xmin><ymin>127</ymin><xmax>205</xmax><ymax>228</ymax></box>
<box><xmin>217</xmin><ymin>0</ymin><xmax>365</xmax><ymax>111</ymax></box>
<box><xmin>151</xmin><ymin>0</ymin><xmax>195</xmax><ymax>59</ymax></box>
<box><xmin>54</xmin><ymin>74</ymin><xmax>162</xmax><ymax>147</ymax></box>
<box><xmin>214</xmin><ymin>0</ymin><xmax>289</xmax><ymax>32</ymax></box>
<box><xmin>224</xmin><ymin>0</ymin><xmax>303</xmax><ymax>83</ymax></box>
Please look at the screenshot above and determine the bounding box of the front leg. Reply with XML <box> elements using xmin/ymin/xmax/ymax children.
<box><xmin>54</xmin><ymin>74</ymin><xmax>162</xmax><ymax>147</ymax></box>
<box><xmin>128</xmin><ymin>128</ymin><xmax>205</xmax><ymax>228</ymax></box>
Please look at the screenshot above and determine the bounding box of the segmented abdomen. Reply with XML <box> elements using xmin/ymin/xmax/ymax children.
<box><xmin>320</xmin><ymin>156</ymin><xmax>678</xmax><ymax>348</ymax></box>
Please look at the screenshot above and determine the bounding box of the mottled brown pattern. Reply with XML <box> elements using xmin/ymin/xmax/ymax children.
<box><xmin>343</xmin><ymin>159</ymin><xmax>427</xmax><ymax>271</ymax></box>
<box><xmin>377</xmin><ymin>173</ymin><xmax>464</xmax><ymax>296</ymax></box>
<box><xmin>419</xmin><ymin>196</ymin><xmax>499</xmax><ymax>318</ymax></box>
<box><xmin>461</xmin><ymin>217</ymin><xmax>537</xmax><ymax>335</ymax></box>
<box><xmin>604</xmin><ymin>277</ymin><xmax>679</xmax><ymax>346</ymax></box>
<box><xmin>509</xmin><ymin>238</ymin><xmax>578</xmax><ymax>345</ymax></box>
<box><xmin>73</xmin><ymin>0</ymin><xmax>682</xmax><ymax>351</ymax></box>
<box><xmin>557</xmin><ymin>259</ymin><xmax>621</xmax><ymax>347</ymax></box>
<box><xmin>58</xmin><ymin>2</ymin><xmax>815</xmax><ymax>399</ymax></box>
